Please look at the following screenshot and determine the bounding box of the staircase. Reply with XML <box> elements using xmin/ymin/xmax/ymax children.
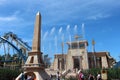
<box><xmin>45</xmin><ymin>68</ymin><xmax>78</xmax><ymax>79</ymax></box>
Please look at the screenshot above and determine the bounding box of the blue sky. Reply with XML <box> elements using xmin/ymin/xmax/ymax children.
<box><xmin>0</xmin><ymin>0</ymin><xmax>120</xmax><ymax>61</ymax></box>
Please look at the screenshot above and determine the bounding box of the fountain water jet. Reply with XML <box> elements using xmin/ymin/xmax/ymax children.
<box><xmin>54</xmin><ymin>36</ymin><xmax>58</xmax><ymax>53</ymax></box>
<box><xmin>81</xmin><ymin>23</ymin><xmax>85</xmax><ymax>39</ymax></box>
<box><xmin>74</xmin><ymin>25</ymin><xmax>78</xmax><ymax>34</ymax></box>
<box><xmin>66</xmin><ymin>25</ymin><xmax>70</xmax><ymax>31</ymax></box>
<box><xmin>59</xmin><ymin>27</ymin><xmax>62</xmax><ymax>34</ymax></box>
<box><xmin>50</xmin><ymin>27</ymin><xmax>55</xmax><ymax>35</ymax></box>
<box><xmin>43</xmin><ymin>31</ymin><xmax>48</xmax><ymax>40</ymax></box>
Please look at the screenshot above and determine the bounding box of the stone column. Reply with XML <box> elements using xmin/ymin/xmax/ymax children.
<box><xmin>101</xmin><ymin>56</ymin><xmax>108</xmax><ymax>68</ymax></box>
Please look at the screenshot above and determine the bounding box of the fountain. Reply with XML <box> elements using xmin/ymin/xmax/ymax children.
<box><xmin>81</xmin><ymin>23</ymin><xmax>85</xmax><ymax>39</ymax></box>
<box><xmin>74</xmin><ymin>25</ymin><xmax>78</xmax><ymax>34</ymax></box>
<box><xmin>54</xmin><ymin>36</ymin><xmax>58</xmax><ymax>53</ymax></box>
<box><xmin>58</xmin><ymin>27</ymin><xmax>62</xmax><ymax>34</ymax></box>
<box><xmin>66</xmin><ymin>25</ymin><xmax>72</xmax><ymax>48</ymax></box>
<box><xmin>50</xmin><ymin>27</ymin><xmax>55</xmax><ymax>35</ymax></box>
<box><xmin>43</xmin><ymin>31</ymin><xmax>48</xmax><ymax>40</ymax></box>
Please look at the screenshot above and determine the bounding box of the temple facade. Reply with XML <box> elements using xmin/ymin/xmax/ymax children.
<box><xmin>52</xmin><ymin>40</ymin><xmax>115</xmax><ymax>71</ymax></box>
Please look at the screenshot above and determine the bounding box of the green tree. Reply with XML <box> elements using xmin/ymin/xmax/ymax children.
<box><xmin>43</xmin><ymin>54</ymin><xmax>51</xmax><ymax>68</ymax></box>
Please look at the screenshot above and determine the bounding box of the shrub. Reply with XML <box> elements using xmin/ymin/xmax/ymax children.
<box><xmin>83</xmin><ymin>68</ymin><xmax>120</xmax><ymax>80</ymax></box>
<box><xmin>0</xmin><ymin>68</ymin><xmax>21</xmax><ymax>80</ymax></box>
<box><xmin>107</xmin><ymin>68</ymin><xmax>120</xmax><ymax>79</ymax></box>
<box><xmin>65</xmin><ymin>76</ymin><xmax>77</xmax><ymax>80</ymax></box>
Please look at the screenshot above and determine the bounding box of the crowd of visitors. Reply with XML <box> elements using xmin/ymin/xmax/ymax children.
<box><xmin>19</xmin><ymin>70</ymin><xmax>102</xmax><ymax>80</ymax></box>
<box><xmin>19</xmin><ymin>73</ymin><xmax>35</xmax><ymax>80</ymax></box>
<box><xmin>53</xmin><ymin>70</ymin><xmax>102</xmax><ymax>80</ymax></box>
<box><xmin>78</xmin><ymin>70</ymin><xmax>102</xmax><ymax>80</ymax></box>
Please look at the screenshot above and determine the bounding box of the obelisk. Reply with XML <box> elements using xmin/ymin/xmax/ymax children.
<box><xmin>16</xmin><ymin>12</ymin><xmax>50</xmax><ymax>80</ymax></box>
<box><xmin>32</xmin><ymin>12</ymin><xmax>41</xmax><ymax>52</ymax></box>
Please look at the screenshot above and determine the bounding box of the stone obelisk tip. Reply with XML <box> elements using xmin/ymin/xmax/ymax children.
<box><xmin>37</xmin><ymin>12</ymin><xmax>40</xmax><ymax>15</ymax></box>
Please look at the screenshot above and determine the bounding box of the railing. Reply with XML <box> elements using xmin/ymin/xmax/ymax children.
<box><xmin>23</xmin><ymin>63</ymin><xmax>44</xmax><ymax>67</ymax></box>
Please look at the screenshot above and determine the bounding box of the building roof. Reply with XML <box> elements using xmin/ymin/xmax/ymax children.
<box><xmin>54</xmin><ymin>54</ymin><xmax>67</xmax><ymax>59</ymax></box>
<box><xmin>54</xmin><ymin>54</ymin><xmax>67</xmax><ymax>56</ymax></box>
<box><xmin>88</xmin><ymin>52</ymin><xmax>107</xmax><ymax>57</ymax></box>
<box><xmin>88</xmin><ymin>51</ymin><xmax>115</xmax><ymax>60</ymax></box>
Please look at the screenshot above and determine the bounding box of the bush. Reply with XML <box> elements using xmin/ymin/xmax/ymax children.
<box><xmin>65</xmin><ymin>76</ymin><xmax>77</xmax><ymax>80</ymax></box>
<box><xmin>0</xmin><ymin>68</ymin><xmax>21</xmax><ymax>80</ymax></box>
<box><xmin>107</xmin><ymin>68</ymin><xmax>120</xmax><ymax>79</ymax></box>
<box><xmin>82</xmin><ymin>68</ymin><xmax>120</xmax><ymax>80</ymax></box>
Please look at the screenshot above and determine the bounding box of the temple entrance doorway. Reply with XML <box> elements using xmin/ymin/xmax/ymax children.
<box><xmin>58</xmin><ymin>58</ymin><xmax>65</xmax><ymax>70</ymax></box>
<box><xmin>73</xmin><ymin>56</ymin><xmax>80</xmax><ymax>70</ymax></box>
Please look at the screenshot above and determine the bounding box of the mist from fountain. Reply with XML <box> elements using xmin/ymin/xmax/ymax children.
<box><xmin>61</xmin><ymin>33</ymin><xmax>64</xmax><ymax>42</ymax></box>
<box><xmin>43</xmin><ymin>31</ymin><xmax>48</xmax><ymax>40</ymax></box>
<box><xmin>48</xmin><ymin>42</ymin><xmax>51</xmax><ymax>54</ymax></box>
<box><xmin>81</xmin><ymin>23</ymin><xmax>85</xmax><ymax>39</ymax></box>
<box><xmin>58</xmin><ymin>26</ymin><xmax>64</xmax><ymax>43</ymax></box>
<box><xmin>50</xmin><ymin>27</ymin><xmax>55</xmax><ymax>35</ymax></box>
<box><xmin>42</xmin><ymin>31</ymin><xmax>49</xmax><ymax>53</ymax></box>
<box><xmin>41</xmin><ymin>24</ymin><xmax>85</xmax><ymax>58</ymax></box>
<box><xmin>66</xmin><ymin>25</ymin><xmax>70</xmax><ymax>32</ymax></box>
<box><xmin>41</xmin><ymin>29</ymin><xmax>44</xmax><ymax>52</ymax></box>
<box><xmin>66</xmin><ymin>25</ymin><xmax>72</xmax><ymax>48</ymax></box>
<box><xmin>74</xmin><ymin>25</ymin><xmax>78</xmax><ymax>35</ymax></box>
<box><xmin>54</xmin><ymin>36</ymin><xmax>58</xmax><ymax>53</ymax></box>
<box><xmin>47</xmin><ymin>27</ymin><xmax>56</xmax><ymax>55</ymax></box>
<box><xmin>59</xmin><ymin>27</ymin><xmax>62</xmax><ymax>35</ymax></box>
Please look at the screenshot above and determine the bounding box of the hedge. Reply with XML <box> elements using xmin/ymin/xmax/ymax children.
<box><xmin>63</xmin><ymin>68</ymin><xmax>120</xmax><ymax>80</ymax></box>
<box><xmin>0</xmin><ymin>68</ymin><xmax>21</xmax><ymax>80</ymax></box>
<box><xmin>0</xmin><ymin>68</ymin><xmax>120</xmax><ymax>80</ymax></box>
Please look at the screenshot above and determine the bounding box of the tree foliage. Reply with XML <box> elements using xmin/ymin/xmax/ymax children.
<box><xmin>0</xmin><ymin>68</ymin><xmax>21</xmax><ymax>80</ymax></box>
<box><xmin>43</xmin><ymin>54</ymin><xmax>51</xmax><ymax>68</ymax></box>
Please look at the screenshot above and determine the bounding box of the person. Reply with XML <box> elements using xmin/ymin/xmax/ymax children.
<box><xmin>25</xmin><ymin>74</ymin><xmax>27</xmax><ymax>80</ymax></box>
<box><xmin>88</xmin><ymin>73</ymin><xmax>94</xmax><ymax>80</ymax></box>
<box><xmin>78</xmin><ymin>70</ymin><xmax>84</xmax><ymax>80</ymax></box>
<box><xmin>27</xmin><ymin>75</ymin><xmax>33</xmax><ymax>80</ymax></box>
<box><xmin>20</xmin><ymin>72</ymin><xmax>25</xmax><ymax>80</ymax></box>
<box><xmin>56</xmin><ymin>71</ymin><xmax>60</xmax><ymax>80</ymax></box>
<box><xmin>50</xmin><ymin>74</ymin><xmax>53</xmax><ymax>80</ymax></box>
<box><xmin>97</xmin><ymin>73</ymin><xmax>101</xmax><ymax>80</ymax></box>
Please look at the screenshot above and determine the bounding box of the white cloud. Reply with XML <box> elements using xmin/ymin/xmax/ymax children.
<box><xmin>86</xmin><ymin>13</ymin><xmax>110</xmax><ymax>20</ymax></box>
<box><xmin>0</xmin><ymin>0</ymin><xmax>118</xmax><ymax>25</ymax></box>
<box><xmin>39</xmin><ymin>0</ymin><xmax>119</xmax><ymax>25</ymax></box>
<box><xmin>0</xmin><ymin>11</ymin><xmax>21</xmax><ymax>22</ymax></box>
<box><xmin>0</xmin><ymin>0</ymin><xmax>7</xmax><ymax>5</ymax></box>
<box><xmin>0</xmin><ymin>16</ymin><xmax>17</xmax><ymax>21</ymax></box>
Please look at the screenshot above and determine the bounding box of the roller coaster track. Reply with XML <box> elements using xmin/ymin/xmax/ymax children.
<box><xmin>2</xmin><ymin>32</ymin><xmax>31</xmax><ymax>51</ymax></box>
<box><xmin>0</xmin><ymin>32</ymin><xmax>31</xmax><ymax>62</ymax></box>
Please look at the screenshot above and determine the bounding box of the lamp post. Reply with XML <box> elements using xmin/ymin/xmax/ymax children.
<box><xmin>62</xmin><ymin>42</ymin><xmax>65</xmax><ymax>70</ymax></box>
<box><xmin>61</xmin><ymin>42</ymin><xmax>64</xmax><ymax>55</ymax></box>
<box><xmin>92</xmin><ymin>39</ymin><xmax>96</xmax><ymax>68</ymax></box>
